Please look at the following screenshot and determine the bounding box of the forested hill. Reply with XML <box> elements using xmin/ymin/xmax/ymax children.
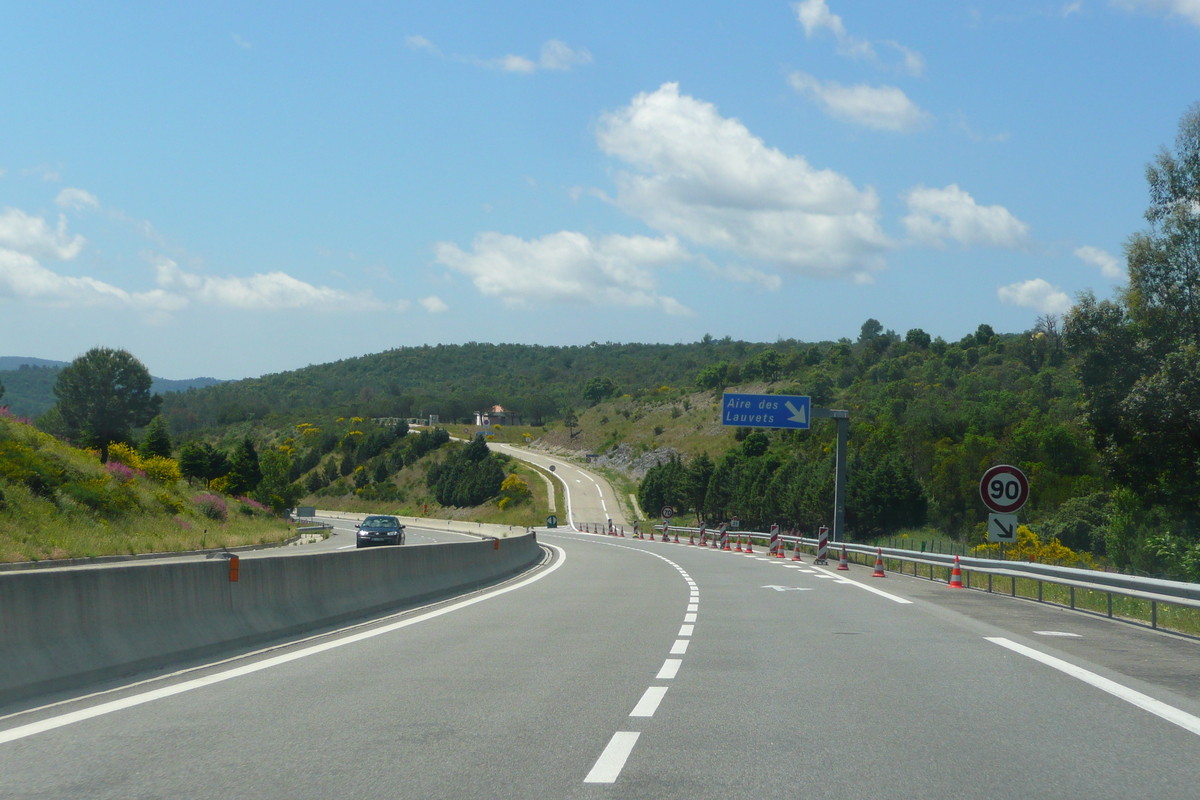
<box><xmin>0</xmin><ymin>363</ymin><xmax>223</xmax><ymax>419</ymax></box>
<box><xmin>158</xmin><ymin>338</ymin><xmax>820</xmax><ymax>432</ymax></box>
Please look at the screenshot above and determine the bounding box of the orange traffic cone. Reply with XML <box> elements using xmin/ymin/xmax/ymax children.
<box><xmin>672</xmin><ymin>529</ymin><xmax>680</xmax><ymax>544</ymax></box>
<box><xmin>836</xmin><ymin>544</ymin><xmax>849</xmax><ymax>570</ymax></box>
<box><xmin>744</xmin><ymin>533</ymin><xmax>753</xmax><ymax>553</ymax></box>
<box><xmin>619</xmin><ymin>526</ymin><xmax>625</xmax><ymax>538</ymax></box>
<box><xmin>790</xmin><ymin>537</ymin><xmax>803</xmax><ymax>562</ymax></box>
<box><xmin>734</xmin><ymin>534</ymin><xmax>743</xmax><ymax>552</ymax></box>
<box><xmin>949</xmin><ymin>555</ymin><xmax>964</xmax><ymax>588</ymax></box>
<box><xmin>871</xmin><ymin>547</ymin><xmax>886</xmax><ymax>578</ymax></box>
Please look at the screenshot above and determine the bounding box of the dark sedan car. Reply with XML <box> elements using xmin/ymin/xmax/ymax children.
<box><xmin>355</xmin><ymin>515</ymin><xmax>406</xmax><ymax>548</ymax></box>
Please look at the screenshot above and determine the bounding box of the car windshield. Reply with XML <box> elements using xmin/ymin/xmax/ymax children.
<box><xmin>361</xmin><ymin>517</ymin><xmax>396</xmax><ymax>530</ymax></box>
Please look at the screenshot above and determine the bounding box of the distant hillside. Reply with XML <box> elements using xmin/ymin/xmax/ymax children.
<box><xmin>0</xmin><ymin>360</ymin><xmax>224</xmax><ymax>419</ymax></box>
<box><xmin>156</xmin><ymin>339</ymin><xmax>820</xmax><ymax>434</ymax></box>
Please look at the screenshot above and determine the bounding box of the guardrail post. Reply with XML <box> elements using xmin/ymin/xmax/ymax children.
<box><xmin>1152</xmin><ymin>601</ymin><xmax>1158</xmax><ymax>629</ymax></box>
<box><xmin>1107</xmin><ymin>593</ymin><xmax>1113</xmax><ymax>618</ymax></box>
<box><xmin>1011</xmin><ymin>576</ymin><xmax>1016</xmax><ymax>597</ymax></box>
<box><xmin>1037</xmin><ymin>581</ymin><xmax>1042</xmax><ymax>602</ymax></box>
<box><xmin>1069</xmin><ymin>586</ymin><xmax>1075</xmax><ymax>609</ymax></box>
<box><xmin>987</xmin><ymin>573</ymin><xmax>992</xmax><ymax>593</ymax></box>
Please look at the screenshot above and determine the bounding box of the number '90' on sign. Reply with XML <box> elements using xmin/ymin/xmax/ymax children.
<box><xmin>979</xmin><ymin>464</ymin><xmax>1029</xmax><ymax>514</ymax></box>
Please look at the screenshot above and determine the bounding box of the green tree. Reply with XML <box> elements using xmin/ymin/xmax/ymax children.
<box><xmin>139</xmin><ymin>415</ymin><xmax>173</xmax><ymax>459</ymax></box>
<box><xmin>179</xmin><ymin>441</ymin><xmax>229</xmax><ymax>488</ymax></box>
<box><xmin>53</xmin><ymin>347</ymin><xmax>161</xmax><ymax>462</ymax></box>
<box><xmin>847</xmin><ymin>453</ymin><xmax>927</xmax><ymax>538</ymax></box>
<box><xmin>1066</xmin><ymin>104</ymin><xmax>1200</xmax><ymax>518</ymax></box>
<box><xmin>905</xmin><ymin>328</ymin><xmax>931</xmax><ymax>349</ymax></box>
<box><xmin>563</xmin><ymin>408</ymin><xmax>580</xmax><ymax>439</ymax></box>
<box><xmin>226</xmin><ymin>437</ymin><xmax>262</xmax><ymax>496</ymax></box>
<box><xmin>582</xmin><ymin>376</ymin><xmax>616</xmax><ymax>405</ymax></box>
<box><xmin>253</xmin><ymin>449</ymin><xmax>303</xmax><ymax>513</ymax></box>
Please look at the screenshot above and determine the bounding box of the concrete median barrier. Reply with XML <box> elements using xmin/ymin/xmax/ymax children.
<box><xmin>0</xmin><ymin>533</ymin><xmax>542</xmax><ymax>706</ymax></box>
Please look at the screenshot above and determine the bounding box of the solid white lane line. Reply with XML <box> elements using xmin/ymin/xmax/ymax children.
<box><xmin>630</xmin><ymin>686</ymin><xmax>669</xmax><ymax>717</ymax></box>
<box><xmin>0</xmin><ymin>545</ymin><xmax>567</xmax><ymax>745</ymax></box>
<box><xmin>584</xmin><ymin>731</ymin><xmax>640</xmax><ymax>784</ymax></box>
<box><xmin>678</xmin><ymin>624</ymin><xmax>694</xmax><ymax>636</ymax></box>
<box><xmin>683</xmin><ymin>613</ymin><xmax>697</xmax><ymax>622</ymax></box>
<box><xmin>656</xmin><ymin>659</ymin><xmax>682</xmax><ymax>680</ymax></box>
<box><xmin>986</xmin><ymin>637</ymin><xmax>1200</xmax><ymax>737</ymax></box>
<box><xmin>687</xmin><ymin>604</ymin><xmax>698</xmax><ymax>612</ymax></box>
<box><xmin>335</xmin><ymin>545</ymin><xmax>356</xmax><ymax>550</ymax></box>
<box><xmin>811</xmin><ymin>565</ymin><xmax>913</xmax><ymax>605</ymax></box>
<box><xmin>670</xmin><ymin>639</ymin><xmax>690</xmax><ymax>655</ymax></box>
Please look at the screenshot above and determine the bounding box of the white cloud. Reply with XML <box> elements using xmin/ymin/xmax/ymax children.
<box><xmin>419</xmin><ymin>295</ymin><xmax>449</xmax><ymax>313</ymax></box>
<box><xmin>152</xmin><ymin>257</ymin><xmax>370</xmax><ymax>310</ymax></box>
<box><xmin>793</xmin><ymin>0</ymin><xmax>924</xmax><ymax>75</ymax></box>
<box><xmin>1063</xmin><ymin>1</ymin><xmax>1084</xmax><ymax>16</ymax></box>
<box><xmin>596</xmin><ymin>82</ymin><xmax>892</xmax><ymax>281</ymax></box>
<box><xmin>0</xmin><ymin>248</ymin><xmax>183</xmax><ymax>310</ymax></box>
<box><xmin>539</xmin><ymin>40</ymin><xmax>592</xmax><ymax>70</ymax></box>
<box><xmin>0</xmin><ymin>208</ymin><xmax>85</xmax><ymax>260</ymax></box>
<box><xmin>406</xmin><ymin>35</ymin><xmax>437</xmax><ymax>52</ymax></box>
<box><xmin>902</xmin><ymin>184</ymin><xmax>1030</xmax><ymax>249</ymax></box>
<box><xmin>55</xmin><ymin>187</ymin><xmax>100</xmax><ymax>211</ymax></box>
<box><xmin>701</xmin><ymin>261</ymin><xmax>783</xmax><ymax>291</ymax></box>
<box><xmin>434</xmin><ymin>39</ymin><xmax>591</xmax><ymax>73</ymax></box>
<box><xmin>434</xmin><ymin>230</ymin><xmax>690</xmax><ymax>314</ymax></box>
<box><xmin>495</xmin><ymin>54</ymin><xmax>537</xmax><ymax>73</ymax></box>
<box><xmin>1113</xmin><ymin>0</ymin><xmax>1200</xmax><ymax>26</ymax></box>
<box><xmin>788</xmin><ymin>71</ymin><xmax>931</xmax><ymax>132</ymax></box>
<box><xmin>1075</xmin><ymin>245</ymin><xmax>1125</xmax><ymax>278</ymax></box>
<box><xmin>231</xmin><ymin>33</ymin><xmax>251</xmax><ymax>49</ymax></box>
<box><xmin>998</xmin><ymin>278</ymin><xmax>1073</xmax><ymax>314</ymax></box>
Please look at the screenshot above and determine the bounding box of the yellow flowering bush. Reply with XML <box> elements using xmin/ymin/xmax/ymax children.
<box><xmin>107</xmin><ymin>442</ymin><xmax>143</xmax><ymax>469</ymax></box>
<box><xmin>973</xmin><ymin>524</ymin><xmax>1099</xmax><ymax>568</ymax></box>
<box><xmin>141</xmin><ymin>455</ymin><xmax>182</xmax><ymax>485</ymax></box>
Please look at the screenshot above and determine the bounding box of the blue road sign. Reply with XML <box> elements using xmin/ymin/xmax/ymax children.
<box><xmin>721</xmin><ymin>393</ymin><xmax>811</xmax><ymax>430</ymax></box>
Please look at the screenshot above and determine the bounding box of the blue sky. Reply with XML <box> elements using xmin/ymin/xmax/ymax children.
<box><xmin>1</xmin><ymin>1</ymin><xmax>1197</xmax><ymax>379</ymax></box>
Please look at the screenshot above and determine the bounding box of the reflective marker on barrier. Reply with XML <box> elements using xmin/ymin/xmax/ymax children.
<box><xmin>229</xmin><ymin>555</ymin><xmax>239</xmax><ymax>582</ymax></box>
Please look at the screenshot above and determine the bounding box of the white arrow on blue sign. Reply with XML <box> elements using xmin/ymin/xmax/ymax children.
<box><xmin>721</xmin><ymin>393</ymin><xmax>811</xmax><ymax>430</ymax></box>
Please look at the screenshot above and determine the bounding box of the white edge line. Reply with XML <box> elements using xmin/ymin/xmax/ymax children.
<box><xmin>0</xmin><ymin>544</ymin><xmax>568</xmax><ymax>746</ymax></box>
<box><xmin>670</xmin><ymin>639</ymin><xmax>690</xmax><ymax>655</ymax></box>
<box><xmin>985</xmin><ymin>637</ymin><xmax>1200</xmax><ymax>737</ymax></box>
<box><xmin>811</xmin><ymin>565</ymin><xmax>913</xmax><ymax>604</ymax></box>
<box><xmin>629</xmin><ymin>686</ymin><xmax>669</xmax><ymax>717</ymax></box>
<box><xmin>584</xmin><ymin>731</ymin><xmax>640</xmax><ymax>783</ymax></box>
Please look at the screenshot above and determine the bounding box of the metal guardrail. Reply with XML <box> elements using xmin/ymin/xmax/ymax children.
<box><xmin>630</xmin><ymin>523</ymin><xmax>1200</xmax><ymax>631</ymax></box>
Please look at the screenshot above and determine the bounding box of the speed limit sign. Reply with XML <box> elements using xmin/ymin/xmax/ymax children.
<box><xmin>979</xmin><ymin>465</ymin><xmax>1029</xmax><ymax>514</ymax></box>
<box><xmin>661</xmin><ymin>506</ymin><xmax>675</xmax><ymax>519</ymax></box>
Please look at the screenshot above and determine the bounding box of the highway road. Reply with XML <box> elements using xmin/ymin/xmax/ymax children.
<box><xmin>4</xmin><ymin>528</ymin><xmax>1200</xmax><ymax>798</ymax></box>
<box><xmin>494</xmin><ymin>443</ymin><xmax>629</xmax><ymax>529</ymax></box>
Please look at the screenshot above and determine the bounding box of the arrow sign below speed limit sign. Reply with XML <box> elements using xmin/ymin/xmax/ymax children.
<box><xmin>980</xmin><ymin>465</ymin><xmax>1029</xmax><ymax>514</ymax></box>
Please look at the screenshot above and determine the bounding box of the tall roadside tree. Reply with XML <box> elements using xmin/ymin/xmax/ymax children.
<box><xmin>54</xmin><ymin>347</ymin><xmax>160</xmax><ymax>462</ymax></box>
<box><xmin>1066</xmin><ymin>103</ymin><xmax>1200</xmax><ymax>556</ymax></box>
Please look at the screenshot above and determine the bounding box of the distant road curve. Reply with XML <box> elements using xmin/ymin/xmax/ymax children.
<box><xmin>492</xmin><ymin>443</ymin><xmax>628</xmax><ymax>530</ymax></box>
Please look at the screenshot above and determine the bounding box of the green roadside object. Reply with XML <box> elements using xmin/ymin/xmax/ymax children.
<box><xmin>546</xmin><ymin>515</ymin><xmax>558</xmax><ymax>529</ymax></box>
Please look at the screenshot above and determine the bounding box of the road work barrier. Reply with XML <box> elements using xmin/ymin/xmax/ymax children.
<box><xmin>0</xmin><ymin>533</ymin><xmax>542</xmax><ymax>706</ymax></box>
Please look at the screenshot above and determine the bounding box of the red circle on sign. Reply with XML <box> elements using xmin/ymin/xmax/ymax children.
<box><xmin>979</xmin><ymin>465</ymin><xmax>1029</xmax><ymax>513</ymax></box>
<box><xmin>661</xmin><ymin>506</ymin><xmax>674</xmax><ymax>519</ymax></box>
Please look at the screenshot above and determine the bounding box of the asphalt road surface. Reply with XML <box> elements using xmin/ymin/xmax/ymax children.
<box><xmin>493</xmin><ymin>443</ymin><xmax>628</xmax><ymax>529</ymax></box>
<box><xmin>4</xmin><ymin>529</ymin><xmax>1200</xmax><ymax>799</ymax></box>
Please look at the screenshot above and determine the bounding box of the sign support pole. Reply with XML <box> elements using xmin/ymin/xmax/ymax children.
<box><xmin>812</xmin><ymin>409</ymin><xmax>849</xmax><ymax>543</ymax></box>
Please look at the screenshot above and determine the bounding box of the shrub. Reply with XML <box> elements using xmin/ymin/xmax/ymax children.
<box><xmin>193</xmin><ymin>493</ymin><xmax>228</xmax><ymax>521</ymax></box>
<box><xmin>104</xmin><ymin>460</ymin><xmax>139</xmax><ymax>482</ymax></box>
<box><xmin>141</xmin><ymin>455</ymin><xmax>182</xmax><ymax>485</ymax></box>
<box><xmin>156</xmin><ymin>491</ymin><xmax>185</xmax><ymax>514</ymax></box>
<box><xmin>107</xmin><ymin>441</ymin><xmax>143</xmax><ymax>469</ymax></box>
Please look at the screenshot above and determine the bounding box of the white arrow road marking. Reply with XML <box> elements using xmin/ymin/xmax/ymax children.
<box><xmin>784</xmin><ymin>400</ymin><xmax>807</xmax><ymax>424</ymax></box>
<box><xmin>761</xmin><ymin>585</ymin><xmax>815</xmax><ymax>592</ymax></box>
